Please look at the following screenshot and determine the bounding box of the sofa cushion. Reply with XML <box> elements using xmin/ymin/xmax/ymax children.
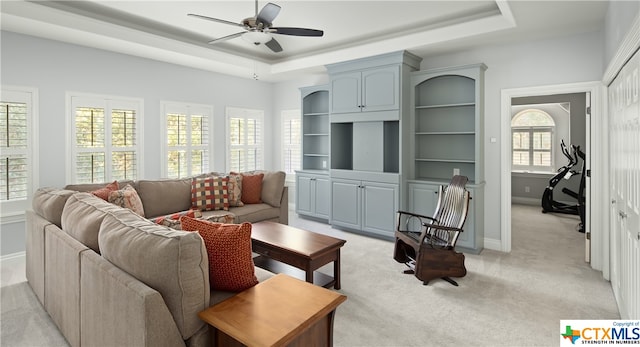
<box><xmin>90</xmin><ymin>181</ymin><xmax>119</xmax><ymax>201</ymax></box>
<box><xmin>230</xmin><ymin>203</ymin><xmax>280</xmax><ymax>224</ymax></box>
<box><xmin>191</xmin><ymin>176</ymin><xmax>229</xmax><ymax>211</ymax></box>
<box><xmin>240</xmin><ymin>172</ymin><xmax>263</xmax><ymax>204</ymax></box>
<box><xmin>98</xmin><ymin>210</ymin><xmax>209</xmax><ymax>340</ymax></box>
<box><xmin>259</xmin><ymin>171</ymin><xmax>286</xmax><ymax>207</ymax></box>
<box><xmin>108</xmin><ymin>184</ymin><xmax>145</xmax><ymax>217</ymax></box>
<box><xmin>180</xmin><ymin>217</ymin><xmax>258</xmax><ymax>292</ymax></box>
<box><xmin>32</xmin><ymin>188</ymin><xmax>76</xmax><ymax>228</ymax></box>
<box><xmin>61</xmin><ymin>192</ymin><xmax>123</xmax><ymax>253</ymax></box>
<box><xmin>65</xmin><ymin>180</ymin><xmax>135</xmax><ymax>193</ymax></box>
<box><xmin>135</xmin><ymin>178</ymin><xmax>192</xmax><ymax>218</ymax></box>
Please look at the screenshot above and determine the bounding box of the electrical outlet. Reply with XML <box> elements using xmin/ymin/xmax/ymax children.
<box><xmin>322</xmin><ymin>160</ymin><xmax>327</xmax><ymax>169</ymax></box>
<box><xmin>453</xmin><ymin>168</ymin><xmax>460</xmax><ymax>176</ymax></box>
<box><xmin>525</xmin><ymin>186</ymin><xmax>530</xmax><ymax>193</ymax></box>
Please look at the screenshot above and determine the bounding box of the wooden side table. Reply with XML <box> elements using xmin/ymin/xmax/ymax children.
<box><xmin>199</xmin><ymin>274</ymin><xmax>347</xmax><ymax>347</ymax></box>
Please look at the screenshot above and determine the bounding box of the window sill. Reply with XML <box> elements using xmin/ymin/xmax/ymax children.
<box><xmin>511</xmin><ymin>171</ymin><xmax>555</xmax><ymax>178</ymax></box>
<box><xmin>1</xmin><ymin>211</ymin><xmax>26</xmax><ymax>224</ymax></box>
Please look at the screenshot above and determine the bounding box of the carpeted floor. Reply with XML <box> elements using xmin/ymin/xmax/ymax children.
<box><xmin>0</xmin><ymin>204</ymin><xmax>619</xmax><ymax>346</ymax></box>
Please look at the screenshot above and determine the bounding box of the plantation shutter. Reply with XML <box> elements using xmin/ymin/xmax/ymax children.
<box><xmin>0</xmin><ymin>101</ymin><xmax>28</xmax><ymax>200</ymax></box>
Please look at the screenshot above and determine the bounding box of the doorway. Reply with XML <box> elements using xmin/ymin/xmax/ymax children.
<box><xmin>500</xmin><ymin>82</ymin><xmax>606</xmax><ymax>273</ymax></box>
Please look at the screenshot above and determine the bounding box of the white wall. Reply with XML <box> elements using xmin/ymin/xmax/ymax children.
<box><xmin>418</xmin><ymin>31</ymin><xmax>604</xmax><ymax>242</ymax></box>
<box><xmin>605</xmin><ymin>1</ymin><xmax>640</xmax><ymax>66</ymax></box>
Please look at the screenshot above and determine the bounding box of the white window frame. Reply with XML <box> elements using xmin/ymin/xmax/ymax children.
<box><xmin>281</xmin><ymin>109</ymin><xmax>301</xmax><ymax>176</ymax></box>
<box><xmin>67</xmin><ymin>92</ymin><xmax>144</xmax><ymax>184</ymax></box>
<box><xmin>511</xmin><ymin>108</ymin><xmax>557</xmax><ymax>173</ymax></box>
<box><xmin>512</xmin><ymin>126</ymin><xmax>555</xmax><ymax>172</ymax></box>
<box><xmin>160</xmin><ymin>101</ymin><xmax>214</xmax><ymax>178</ymax></box>
<box><xmin>0</xmin><ymin>86</ymin><xmax>38</xmax><ymax>222</ymax></box>
<box><xmin>225</xmin><ymin>107</ymin><xmax>264</xmax><ymax>172</ymax></box>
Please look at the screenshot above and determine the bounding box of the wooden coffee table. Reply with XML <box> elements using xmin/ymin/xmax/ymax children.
<box><xmin>199</xmin><ymin>274</ymin><xmax>347</xmax><ymax>347</ymax></box>
<box><xmin>251</xmin><ymin>221</ymin><xmax>346</xmax><ymax>289</ymax></box>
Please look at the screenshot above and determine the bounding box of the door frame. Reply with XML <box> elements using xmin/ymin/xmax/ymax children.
<box><xmin>500</xmin><ymin>82</ymin><xmax>608</xmax><ymax>274</ymax></box>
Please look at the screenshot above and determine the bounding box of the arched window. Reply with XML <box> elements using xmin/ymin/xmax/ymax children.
<box><xmin>512</xmin><ymin>109</ymin><xmax>555</xmax><ymax>172</ymax></box>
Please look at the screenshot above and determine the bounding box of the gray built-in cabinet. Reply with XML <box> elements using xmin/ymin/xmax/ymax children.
<box><xmin>406</xmin><ymin>64</ymin><xmax>487</xmax><ymax>253</ymax></box>
<box><xmin>296</xmin><ymin>53</ymin><xmax>486</xmax><ymax>253</ymax></box>
<box><xmin>296</xmin><ymin>85</ymin><xmax>331</xmax><ymax>220</ymax></box>
<box><xmin>326</xmin><ymin>51</ymin><xmax>421</xmax><ymax>239</ymax></box>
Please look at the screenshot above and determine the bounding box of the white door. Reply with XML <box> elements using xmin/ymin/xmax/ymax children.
<box><xmin>609</xmin><ymin>48</ymin><xmax>640</xmax><ymax>319</ymax></box>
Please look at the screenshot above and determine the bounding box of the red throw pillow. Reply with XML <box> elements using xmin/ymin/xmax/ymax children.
<box><xmin>91</xmin><ymin>181</ymin><xmax>119</xmax><ymax>201</ymax></box>
<box><xmin>180</xmin><ymin>216</ymin><xmax>258</xmax><ymax>292</ymax></box>
<box><xmin>240</xmin><ymin>173</ymin><xmax>263</xmax><ymax>204</ymax></box>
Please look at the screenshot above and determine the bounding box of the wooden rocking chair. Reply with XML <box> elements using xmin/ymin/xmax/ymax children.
<box><xmin>393</xmin><ymin>175</ymin><xmax>471</xmax><ymax>286</ymax></box>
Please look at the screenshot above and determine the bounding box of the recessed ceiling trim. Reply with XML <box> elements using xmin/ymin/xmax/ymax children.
<box><xmin>270</xmin><ymin>5</ymin><xmax>516</xmax><ymax>75</ymax></box>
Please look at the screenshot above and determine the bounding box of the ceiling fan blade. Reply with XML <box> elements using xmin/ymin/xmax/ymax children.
<box><xmin>188</xmin><ymin>13</ymin><xmax>244</xmax><ymax>28</ymax></box>
<box><xmin>257</xmin><ymin>2</ymin><xmax>281</xmax><ymax>26</ymax></box>
<box><xmin>208</xmin><ymin>32</ymin><xmax>245</xmax><ymax>45</ymax></box>
<box><xmin>264</xmin><ymin>37</ymin><xmax>283</xmax><ymax>53</ymax></box>
<box><xmin>272</xmin><ymin>27</ymin><xmax>324</xmax><ymax>37</ymax></box>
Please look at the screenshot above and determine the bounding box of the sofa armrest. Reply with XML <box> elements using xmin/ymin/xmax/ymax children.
<box><xmin>80</xmin><ymin>251</ymin><xmax>186</xmax><ymax>347</ymax></box>
<box><xmin>279</xmin><ymin>186</ymin><xmax>289</xmax><ymax>225</ymax></box>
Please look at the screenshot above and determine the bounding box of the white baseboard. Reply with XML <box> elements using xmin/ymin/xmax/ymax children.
<box><xmin>0</xmin><ymin>251</ymin><xmax>25</xmax><ymax>262</ymax></box>
<box><xmin>511</xmin><ymin>197</ymin><xmax>540</xmax><ymax>206</ymax></box>
<box><xmin>483</xmin><ymin>238</ymin><xmax>502</xmax><ymax>251</ymax></box>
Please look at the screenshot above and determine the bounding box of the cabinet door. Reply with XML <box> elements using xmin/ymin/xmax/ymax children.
<box><xmin>331</xmin><ymin>179</ymin><xmax>361</xmax><ymax>229</ymax></box>
<box><xmin>296</xmin><ymin>175</ymin><xmax>313</xmax><ymax>215</ymax></box>
<box><xmin>362</xmin><ymin>66</ymin><xmax>399</xmax><ymax>112</ymax></box>
<box><xmin>362</xmin><ymin>182</ymin><xmax>399</xmax><ymax>236</ymax></box>
<box><xmin>314</xmin><ymin>176</ymin><xmax>330</xmax><ymax>219</ymax></box>
<box><xmin>407</xmin><ymin>182</ymin><xmax>440</xmax><ymax>217</ymax></box>
<box><xmin>330</xmin><ymin>72</ymin><xmax>361</xmax><ymax>114</ymax></box>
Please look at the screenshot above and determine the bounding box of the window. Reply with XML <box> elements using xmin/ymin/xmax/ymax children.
<box><xmin>226</xmin><ymin>107</ymin><xmax>264</xmax><ymax>172</ymax></box>
<box><xmin>162</xmin><ymin>102</ymin><xmax>213</xmax><ymax>178</ymax></box>
<box><xmin>511</xmin><ymin>109</ymin><xmax>555</xmax><ymax>172</ymax></box>
<box><xmin>1</xmin><ymin>86</ymin><xmax>37</xmax><ymax>219</ymax></box>
<box><xmin>281</xmin><ymin>109</ymin><xmax>301</xmax><ymax>174</ymax></box>
<box><xmin>69</xmin><ymin>94</ymin><xmax>142</xmax><ymax>183</ymax></box>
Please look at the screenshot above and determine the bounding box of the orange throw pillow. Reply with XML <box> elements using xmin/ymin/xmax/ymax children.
<box><xmin>240</xmin><ymin>173</ymin><xmax>263</xmax><ymax>204</ymax></box>
<box><xmin>180</xmin><ymin>216</ymin><xmax>258</xmax><ymax>292</ymax></box>
<box><xmin>91</xmin><ymin>181</ymin><xmax>119</xmax><ymax>201</ymax></box>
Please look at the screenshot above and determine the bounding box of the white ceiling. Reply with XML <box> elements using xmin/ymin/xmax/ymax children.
<box><xmin>1</xmin><ymin>0</ymin><xmax>608</xmax><ymax>81</ymax></box>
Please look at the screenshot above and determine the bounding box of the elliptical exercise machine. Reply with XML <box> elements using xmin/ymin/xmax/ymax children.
<box><xmin>541</xmin><ymin>140</ymin><xmax>586</xmax><ymax>232</ymax></box>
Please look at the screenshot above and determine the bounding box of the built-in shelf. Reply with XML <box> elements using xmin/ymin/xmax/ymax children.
<box><xmin>415</xmin><ymin>131</ymin><xmax>475</xmax><ymax>135</ymax></box>
<box><xmin>415</xmin><ymin>158</ymin><xmax>475</xmax><ymax>163</ymax></box>
<box><xmin>415</xmin><ymin>102</ymin><xmax>475</xmax><ymax>109</ymax></box>
<box><xmin>301</xmin><ymin>87</ymin><xmax>330</xmax><ymax>171</ymax></box>
<box><xmin>411</xmin><ymin>65</ymin><xmax>486</xmax><ymax>183</ymax></box>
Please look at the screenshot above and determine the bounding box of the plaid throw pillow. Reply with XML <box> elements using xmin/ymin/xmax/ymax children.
<box><xmin>191</xmin><ymin>176</ymin><xmax>229</xmax><ymax>211</ymax></box>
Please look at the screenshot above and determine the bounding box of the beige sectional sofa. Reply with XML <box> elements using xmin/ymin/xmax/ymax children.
<box><xmin>25</xmin><ymin>171</ymin><xmax>288</xmax><ymax>347</ymax></box>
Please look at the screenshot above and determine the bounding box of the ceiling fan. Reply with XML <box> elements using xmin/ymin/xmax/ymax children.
<box><xmin>188</xmin><ymin>1</ymin><xmax>324</xmax><ymax>53</ymax></box>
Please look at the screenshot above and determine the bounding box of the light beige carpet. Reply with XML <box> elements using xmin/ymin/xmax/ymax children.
<box><xmin>0</xmin><ymin>204</ymin><xmax>619</xmax><ymax>346</ymax></box>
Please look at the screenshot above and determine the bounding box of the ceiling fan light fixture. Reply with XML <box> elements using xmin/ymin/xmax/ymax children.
<box><xmin>242</xmin><ymin>31</ymin><xmax>272</xmax><ymax>45</ymax></box>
